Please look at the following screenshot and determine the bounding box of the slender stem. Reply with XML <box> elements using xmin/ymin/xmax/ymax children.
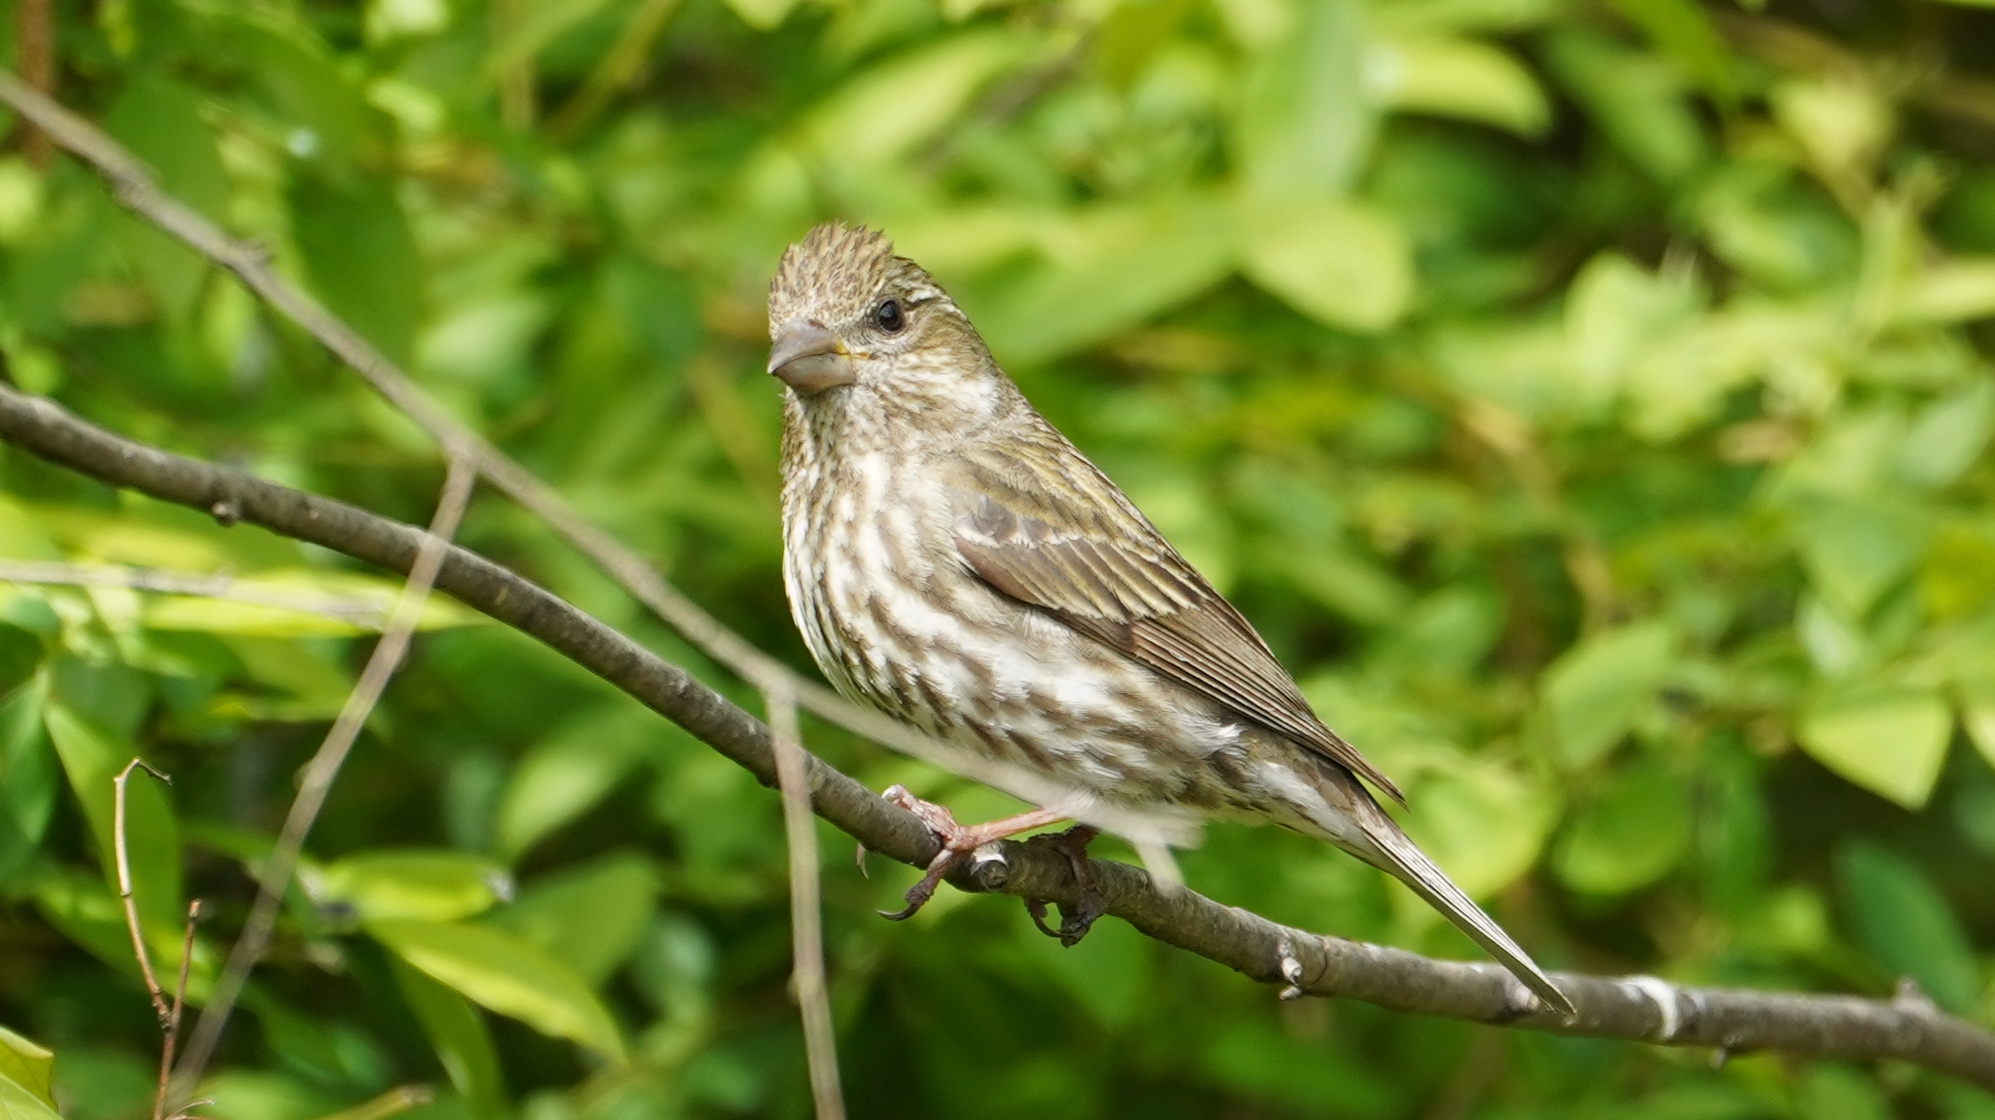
<box><xmin>155</xmin><ymin>900</ymin><xmax>200</xmax><ymax>1120</ymax></box>
<box><xmin>170</xmin><ymin>456</ymin><xmax>478</xmax><ymax>1097</ymax></box>
<box><xmin>112</xmin><ymin>758</ymin><xmax>173</xmax><ymax>1025</ymax></box>
<box><xmin>765</xmin><ymin>681</ymin><xmax>846</xmax><ymax>1120</ymax></box>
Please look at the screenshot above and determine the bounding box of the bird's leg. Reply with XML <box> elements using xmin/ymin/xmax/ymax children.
<box><xmin>878</xmin><ymin>785</ymin><xmax>1068</xmax><ymax>920</ymax></box>
<box><xmin>1023</xmin><ymin>824</ymin><xmax>1103</xmax><ymax>946</ymax></box>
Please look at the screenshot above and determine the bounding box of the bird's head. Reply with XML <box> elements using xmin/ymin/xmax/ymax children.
<box><xmin>767</xmin><ymin>223</ymin><xmax>1002</xmax><ymax>425</ymax></box>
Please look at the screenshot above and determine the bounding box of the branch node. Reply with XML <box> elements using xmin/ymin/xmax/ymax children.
<box><xmin>968</xmin><ymin>844</ymin><xmax>1009</xmax><ymax>891</ymax></box>
<box><xmin>209</xmin><ymin>498</ymin><xmax>240</xmax><ymax>527</ymax></box>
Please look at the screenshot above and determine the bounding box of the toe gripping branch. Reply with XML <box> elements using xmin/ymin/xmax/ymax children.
<box><xmin>870</xmin><ymin>787</ymin><xmax>1106</xmax><ymax>944</ymax></box>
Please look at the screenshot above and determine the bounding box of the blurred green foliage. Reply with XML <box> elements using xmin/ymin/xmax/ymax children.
<box><xmin>1</xmin><ymin>0</ymin><xmax>1994</xmax><ymax>1117</ymax></box>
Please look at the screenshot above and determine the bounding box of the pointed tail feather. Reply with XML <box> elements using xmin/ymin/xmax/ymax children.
<box><xmin>1356</xmin><ymin>816</ymin><xmax>1573</xmax><ymax>1015</ymax></box>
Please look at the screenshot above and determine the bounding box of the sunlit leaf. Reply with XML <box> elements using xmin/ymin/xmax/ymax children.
<box><xmin>1797</xmin><ymin>684</ymin><xmax>1951</xmax><ymax>809</ymax></box>
<box><xmin>1365</xmin><ymin>36</ymin><xmax>1550</xmax><ymax>138</ymax></box>
<box><xmin>314</xmin><ymin>849</ymin><xmax>511</xmax><ymax>923</ymax></box>
<box><xmin>488</xmin><ymin>852</ymin><xmax>659</xmax><ymax>985</ymax></box>
<box><xmin>1897</xmin><ymin>379</ymin><xmax>1994</xmax><ymax>489</ymax></box>
<box><xmin>389</xmin><ymin>958</ymin><xmax>507</xmax><ymax>1120</ymax></box>
<box><xmin>494</xmin><ymin>711</ymin><xmax>652</xmax><ymax>860</ymax></box>
<box><xmin>1235</xmin><ymin>0</ymin><xmax>1370</xmax><ymax>199</ymax></box>
<box><xmin>973</xmin><ymin>195</ymin><xmax>1236</xmax><ymax>362</ymax></box>
<box><xmin>1401</xmin><ymin>756</ymin><xmax>1559</xmax><ymax>898</ymax></box>
<box><xmin>0</xmin><ymin>1028</ymin><xmax>54</xmax><ymax>1111</ymax></box>
<box><xmin>1795</xmin><ymin>500</ymin><xmax>1931</xmax><ymax>618</ymax></box>
<box><xmin>0</xmin><ymin>1071</ymin><xmax>62</xmax><ymax>1120</ymax></box>
<box><xmin>1541</xmin><ymin>621</ymin><xmax>1676</xmax><ymax>767</ymax></box>
<box><xmin>368</xmin><ymin>918</ymin><xmax>626</xmax><ymax>1061</ymax></box>
<box><xmin>1238</xmin><ymin>196</ymin><xmax>1411</xmax><ymax>332</ymax></box>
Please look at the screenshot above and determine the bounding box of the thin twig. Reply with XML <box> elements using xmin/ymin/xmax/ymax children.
<box><xmin>156</xmin><ymin>900</ymin><xmax>201</xmax><ymax>1120</ymax></box>
<box><xmin>0</xmin><ymin>69</ymin><xmax>1186</xmax><ymax>854</ymax></box>
<box><xmin>6</xmin><ymin>387</ymin><xmax>1993</xmax><ymax>1091</ymax></box>
<box><xmin>0</xmin><ymin>559</ymin><xmax>396</xmax><ymax>629</ymax></box>
<box><xmin>171</xmin><ymin>454</ymin><xmax>478</xmax><ymax>1096</ymax></box>
<box><xmin>113</xmin><ymin>758</ymin><xmax>174</xmax><ymax>1025</ymax></box>
<box><xmin>764</xmin><ymin>679</ymin><xmax>845</xmax><ymax>1120</ymax></box>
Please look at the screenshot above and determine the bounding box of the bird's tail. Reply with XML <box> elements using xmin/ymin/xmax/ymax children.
<box><xmin>1290</xmin><ymin>766</ymin><xmax>1574</xmax><ymax>1015</ymax></box>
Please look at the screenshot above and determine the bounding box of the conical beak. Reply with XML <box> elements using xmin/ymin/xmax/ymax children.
<box><xmin>768</xmin><ymin>320</ymin><xmax>856</xmax><ymax>394</ymax></box>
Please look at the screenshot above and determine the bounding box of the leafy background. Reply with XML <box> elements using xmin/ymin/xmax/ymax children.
<box><xmin>1</xmin><ymin>0</ymin><xmax>1995</xmax><ymax>1116</ymax></box>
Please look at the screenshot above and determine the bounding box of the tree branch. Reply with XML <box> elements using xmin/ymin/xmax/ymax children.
<box><xmin>0</xmin><ymin>65</ymin><xmax>1184</xmax><ymax>855</ymax></box>
<box><xmin>4</xmin><ymin>384</ymin><xmax>1991</xmax><ymax>1091</ymax></box>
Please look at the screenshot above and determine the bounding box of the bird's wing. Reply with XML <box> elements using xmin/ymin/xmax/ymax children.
<box><xmin>949</xmin><ymin>445</ymin><xmax>1405</xmax><ymax>805</ymax></box>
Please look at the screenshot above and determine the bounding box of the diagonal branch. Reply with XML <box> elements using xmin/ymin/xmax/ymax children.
<box><xmin>4</xmin><ymin>385</ymin><xmax>1992</xmax><ymax>1092</ymax></box>
<box><xmin>0</xmin><ymin>65</ymin><xmax>1180</xmax><ymax>855</ymax></box>
<box><xmin>171</xmin><ymin>455</ymin><xmax>478</xmax><ymax>1096</ymax></box>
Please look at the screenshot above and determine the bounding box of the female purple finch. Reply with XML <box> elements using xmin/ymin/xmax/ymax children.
<box><xmin>769</xmin><ymin>223</ymin><xmax>1571</xmax><ymax>1015</ymax></box>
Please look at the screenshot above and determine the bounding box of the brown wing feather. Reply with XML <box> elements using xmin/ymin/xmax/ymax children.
<box><xmin>951</xmin><ymin>449</ymin><xmax>1406</xmax><ymax>805</ymax></box>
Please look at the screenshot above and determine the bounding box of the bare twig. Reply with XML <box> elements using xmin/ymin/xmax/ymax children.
<box><xmin>764</xmin><ymin>679</ymin><xmax>845</xmax><ymax>1120</ymax></box>
<box><xmin>171</xmin><ymin>454</ymin><xmax>478</xmax><ymax>1096</ymax></box>
<box><xmin>157</xmin><ymin>900</ymin><xmax>201</xmax><ymax>1120</ymax></box>
<box><xmin>7</xmin><ymin>387</ymin><xmax>1993</xmax><ymax>1091</ymax></box>
<box><xmin>113</xmin><ymin>758</ymin><xmax>204</xmax><ymax>1120</ymax></box>
<box><xmin>0</xmin><ymin>559</ymin><xmax>396</xmax><ymax>629</ymax></box>
<box><xmin>113</xmin><ymin>758</ymin><xmax>174</xmax><ymax>1025</ymax></box>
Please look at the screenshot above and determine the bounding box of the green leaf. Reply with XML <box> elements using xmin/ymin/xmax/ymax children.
<box><xmin>289</xmin><ymin>173</ymin><xmax>423</xmax><ymax>365</ymax></box>
<box><xmin>1897</xmin><ymin>258</ymin><xmax>1995</xmax><ymax>323</ymax></box>
<box><xmin>1365</xmin><ymin>36</ymin><xmax>1550</xmax><ymax>137</ymax></box>
<box><xmin>1836</xmin><ymin>841</ymin><xmax>1981</xmax><ymax>1010</ymax></box>
<box><xmin>1553</xmin><ymin>760</ymin><xmax>1692</xmax><ymax>895</ymax></box>
<box><xmin>0</xmin><ymin>1070</ymin><xmax>62</xmax><ymax>1120</ymax></box>
<box><xmin>1564</xmin><ymin>252</ymin><xmax>1703</xmax><ymax>409</ymax></box>
<box><xmin>1962</xmin><ymin>678</ymin><xmax>1995</xmax><ymax>771</ymax></box>
<box><xmin>1771</xmin><ymin>75</ymin><xmax>1892</xmax><ymax>183</ymax></box>
<box><xmin>1545</xmin><ymin>30</ymin><xmax>1707</xmax><ymax>182</ymax></box>
<box><xmin>0</xmin><ymin>1027</ymin><xmax>54</xmax><ymax>1111</ymax></box>
<box><xmin>494</xmin><ymin>711</ymin><xmax>652</xmax><ymax>860</ymax></box>
<box><xmin>314</xmin><ymin>849</ymin><xmax>510</xmax><ymax>922</ymax></box>
<box><xmin>1796</xmin><ymin>500</ymin><xmax>1931</xmax><ymax>618</ymax></box>
<box><xmin>1897</xmin><ymin>380</ymin><xmax>1994</xmax><ymax>489</ymax></box>
<box><xmin>1541</xmin><ymin>621</ymin><xmax>1676</xmax><ymax>767</ymax></box>
<box><xmin>1797</xmin><ymin>684</ymin><xmax>1951</xmax><ymax>808</ymax></box>
<box><xmin>105</xmin><ymin>76</ymin><xmax>229</xmax><ymax>320</ymax></box>
<box><xmin>489</xmin><ymin>852</ymin><xmax>659</xmax><ymax>985</ymax></box>
<box><xmin>1238</xmin><ymin>196</ymin><xmax>1412</xmax><ymax>332</ymax></box>
<box><xmin>390</xmin><ymin>957</ymin><xmax>507</xmax><ymax>1120</ymax></box>
<box><xmin>367</xmin><ymin>917</ymin><xmax>626</xmax><ymax>1061</ymax></box>
<box><xmin>0</xmin><ymin>686</ymin><xmax>56</xmax><ymax>887</ymax></box>
<box><xmin>44</xmin><ymin>701</ymin><xmax>182</xmax><ymax>931</ymax></box>
<box><xmin>799</xmin><ymin>31</ymin><xmax>1037</xmax><ymax>170</ymax></box>
<box><xmin>1400</xmin><ymin>757</ymin><xmax>1558</xmax><ymax>897</ymax></box>
<box><xmin>973</xmin><ymin>195</ymin><xmax>1237</xmax><ymax>363</ymax></box>
<box><xmin>1234</xmin><ymin>0</ymin><xmax>1371</xmax><ymax>200</ymax></box>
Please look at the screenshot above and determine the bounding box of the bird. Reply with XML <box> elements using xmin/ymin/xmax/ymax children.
<box><xmin>767</xmin><ymin>222</ymin><xmax>1573</xmax><ymax>1016</ymax></box>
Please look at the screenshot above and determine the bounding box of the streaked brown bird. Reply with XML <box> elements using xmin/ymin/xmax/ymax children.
<box><xmin>769</xmin><ymin>223</ymin><xmax>1572</xmax><ymax>1015</ymax></box>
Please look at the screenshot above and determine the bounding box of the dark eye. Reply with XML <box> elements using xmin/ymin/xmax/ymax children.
<box><xmin>873</xmin><ymin>299</ymin><xmax>905</xmax><ymax>333</ymax></box>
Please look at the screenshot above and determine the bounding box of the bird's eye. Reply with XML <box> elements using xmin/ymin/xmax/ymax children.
<box><xmin>873</xmin><ymin>299</ymin><xmax>906</xmax><ymax>333</ymax></box>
